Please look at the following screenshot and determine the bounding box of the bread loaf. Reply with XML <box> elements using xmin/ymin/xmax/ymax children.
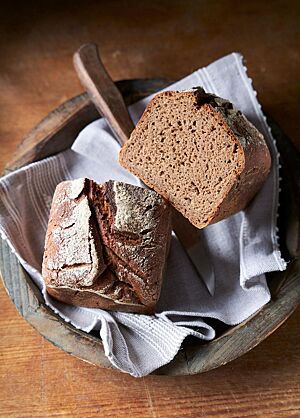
<box><xmin>119</xmin><ymin>88</ymin><xmax>271</xmax><ymax>229</ymax></box>
<box><xmin>42</xmin><ymin>178</ymin><xmax>171</xmax><ymax>314</ymax></box>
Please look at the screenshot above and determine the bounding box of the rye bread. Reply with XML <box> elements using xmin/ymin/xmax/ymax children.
<box><xmin>42</xmin><ymin>178</ymin><xmax>171</xmax><ymax>314</ymax></box>
<box><xmin>119</xmin><ymin>88</ymin><xmax>271</xmax><ymax>229</ymax></box>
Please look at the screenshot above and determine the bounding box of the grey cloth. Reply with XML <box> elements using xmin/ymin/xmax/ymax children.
<box><xmin>0</xmin><ymin>53</ymin><xmax>286</xmax><ymax>377</ymax></box>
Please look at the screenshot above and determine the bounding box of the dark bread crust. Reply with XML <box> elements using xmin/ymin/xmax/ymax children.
<box><xmin>119</xmin><ymin>89</ymin><xmax>271</xmax><ymax>229</ymax></box>
<box><xmin>43</xmin><ymin>179</ymin><xmax>171</xmax><ymax>314</ymax></box>
<box><xmin>199</xmin><ymin>102</ymin><xmax>271</xmax><ymax>224</ymax></box>
<box><xmin>93</xmin><ymin>180</ymin><xmax>172</xmax><ymax>305</ymax></box>
<box><xmin>47</xmin><ymin>287</ymin><xmax>155</xmax><ymax>314</ymax></box>
<box><xmin>47</xmin><ymin>269</ymin><xmax>155</xmax><ymax>314</ymax></box>
<box><xmin>42</xmin><ymin>178</ymin><xmax>106</xmax><ymax>288</ymax></box>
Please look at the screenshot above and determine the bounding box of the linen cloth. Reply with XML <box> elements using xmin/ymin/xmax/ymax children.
<box><xmin>0</xmin><ymin>53</ymin><xmax>286</xmax><ymax>377</ymax></box>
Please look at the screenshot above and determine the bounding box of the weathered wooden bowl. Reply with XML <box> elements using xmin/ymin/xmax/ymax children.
<box><xmin>1</xmin><ymin>79</ymin><xmax>300</xmax><ymax>376</ymax></box>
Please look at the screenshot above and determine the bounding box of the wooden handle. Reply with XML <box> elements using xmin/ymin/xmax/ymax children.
<box><xmin>73</xmin><ymin>43</ymin><xmax>134</xmax><ymax>146</ymax></box>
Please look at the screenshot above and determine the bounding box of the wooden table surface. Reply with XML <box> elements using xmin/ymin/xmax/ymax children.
<box><xmin>1</xmin><ymin>1</ymin><xmax>300</xmax><ymax>416</ymax></box>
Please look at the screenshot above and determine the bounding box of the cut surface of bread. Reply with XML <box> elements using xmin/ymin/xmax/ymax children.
<box><xmin>42</xmin><ymin>178</ymin><xmax>171</xmax><ymax>314</ymax></box>
<box><xmin>119</xmin><ymin>88</ymin><xmax>271</xmax><ymax>228</ymax></box>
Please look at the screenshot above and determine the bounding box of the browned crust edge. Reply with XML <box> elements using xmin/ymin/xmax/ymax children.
<box><xmin>202</xmin><ymin>103</ymin><xmax>271</xmax><ymax>225</ymax></box>
<box><xmin>46</xmin><ymin>286</ymin><xmax>155</xmax><ymax>314</ymax></box>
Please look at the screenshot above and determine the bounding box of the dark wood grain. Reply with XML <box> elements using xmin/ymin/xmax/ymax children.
<box><xmin>6</xmin><ymin>79</ymin><xmax>171</xmax><ymax>173</ymax></box>
<box><xmin>1</xmin><ymin>1</ymin><xmax>300</xmax><ymax>416</ymax></box>
<box><xmin>1</xmin><ymin>278</ymin><xmax>300</xmax><ymax>417</ymax></box>
<box><xmin>6</xmin><ymin>94</ymin><xmax>96</xmax><ymax>171</ymax></box>
<box><xmin>74</xmin><ymin>43</ymin><xmax>135</xmax><ymax>145</ymax></box>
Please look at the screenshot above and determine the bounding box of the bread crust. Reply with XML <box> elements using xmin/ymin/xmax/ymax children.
<box><xmin>199</xmin><ymin>102</ymin><xmax>271</xmax><ymax>224</ymax></box>
<box><xmin>43</xmin><ymin>179</ymin><xmax>171</xmax><ymax>313</ymax></box>
<box><xmin>42</xmin><ymin>178</ymin><xmax>106</xmax><ymax>288</ymax></box>
<box><xmin>47</xmin><ymin>282</ymin><xmax>154</xmax><ymax>315</ymax></box>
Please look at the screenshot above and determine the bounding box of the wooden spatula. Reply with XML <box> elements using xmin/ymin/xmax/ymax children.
<box><xmin>73</xmin><ymin>43</ymin><xmax>215</xmax><ymax>296</ymax></box>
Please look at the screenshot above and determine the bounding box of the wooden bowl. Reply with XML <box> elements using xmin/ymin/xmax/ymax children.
<box><xmin>1</xmin><ymin>79</ymin><xmax>300</xmax><ymax>376</ymax></box>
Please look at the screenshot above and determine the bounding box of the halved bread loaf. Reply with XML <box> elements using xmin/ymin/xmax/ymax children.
<box><xmin>42</xmin><ymin>178</ymin><xmax>171</xmax><ymax>314</ymax></box>
<box><xmin>119</xmin><ymin>88</ymin><xmax>271</xmax><ymax>229</ymax></box>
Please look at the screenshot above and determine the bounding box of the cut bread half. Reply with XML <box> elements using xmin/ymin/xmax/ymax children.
<box><xmin>119</xmin><ymin>88</ymin><xmax>271</xmax><ymax>229</ymax></box>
